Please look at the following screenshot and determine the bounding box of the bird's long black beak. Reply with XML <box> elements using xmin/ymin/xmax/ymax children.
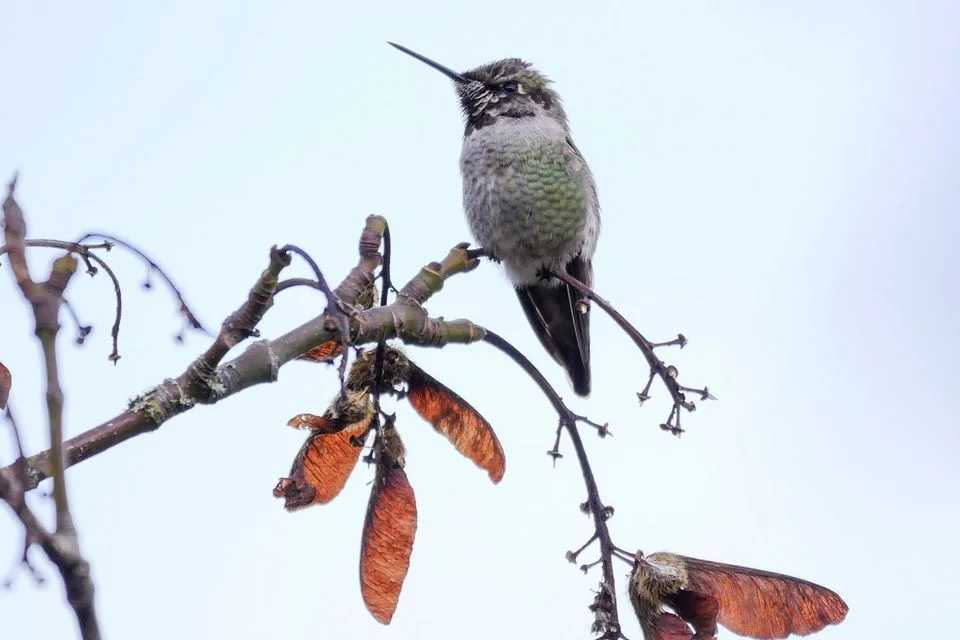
<box><xmin>388</xmin><ymin>42</ymin><xmax>469</xmax><ymax>84</ymax></box>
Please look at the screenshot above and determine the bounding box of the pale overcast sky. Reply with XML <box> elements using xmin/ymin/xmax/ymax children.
<box><xmin>1</xmin><ymin>2</ymin><xmax>957</xmax><ymax>638</ymax></box>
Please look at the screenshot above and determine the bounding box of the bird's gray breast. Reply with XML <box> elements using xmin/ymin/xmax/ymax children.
<box><xmin>459</xmin><ymin>117</ymin><xmax>598</xmax><ymax>285</ymax></box>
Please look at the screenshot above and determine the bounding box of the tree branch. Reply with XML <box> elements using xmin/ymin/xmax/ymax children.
<box><xmin>2</xmin><ymin>238</ymin><xmax>130</xmax><ymax>363</ymax></box>
<box><xmin>2</xmin><ymin>175</ymin><xmax>101</xmax><ymax>639</ymax></box>
<box><xmin>5</xmin><ymin>224</ymin><xmax>487</xmax><ymax>491</ymax></box>
<box><xmin>76</xmin><ymin>231</ymin><xmax>207</xmax><ymax>338</ymax></box>
<box><xmin>546</xmin><ymin>268</ymin><xmax>713</xmax><ymax>436</ymax></box>
<box><xmin>482</xmin><ymin>330</ymin><xmax>623</xmax><ymax>638</ymax></box>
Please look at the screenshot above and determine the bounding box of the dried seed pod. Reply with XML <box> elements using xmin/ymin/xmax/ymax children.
<box><xmin>629</xmin><ymin>551</ymin><xmax>848</xmax><ymax>639</ymax></box>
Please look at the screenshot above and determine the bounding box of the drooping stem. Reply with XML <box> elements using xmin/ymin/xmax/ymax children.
<box><xmin>563</xmin><ymin>416</ymin><xmax>621</xmax><ymax>638</ymax></box>
<box><xmin>482</xmin><ymin>330</ymin><xmax>622</xmax><ymax>638</ymax></box>
<box><xmin>76</xmin><ymin>231</ymin><xmax>207</xmax><ymax>335</ymax></box>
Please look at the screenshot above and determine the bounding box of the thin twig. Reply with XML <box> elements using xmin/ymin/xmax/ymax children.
<box><xmin>379</xmin><ymin>224</ymin><xmax>395</xmax><ymax>297</ymax></box>
<box><xmin>2</xmin><ymin>404</ymin><xmax>40</xmax><ymax>580</ymax></box>
<box><xmin>277</xmin><ymin>244</ymin><xmax>350</xmax><ymax>317</ymax></box>
<box><xmin>482</xmin><ymin>329</ymin><xmax>624</xmax><ymax>638</ymax></box>
<box><xmin>546</xmin><ymin>268</ymin><xmax>713</xmax><ymax>435</ymax></box>
<box><xmin>0</xmin><ymin>238</ymin><xmax>112</xmax><ymax>262</ymax></box>
<box><xmin>279</xmin><ymin>243</ymin><xmax>352</xmax><ymax>384</ymax></box>
<box><xmin>2</xmin><ymin>406</ymin><xmax>45</xmax><ymax>586</ymax></box>
<box><xmin>62</xmin><ymin>298</ymin><xmax>93</xmax><ymax>345</ymax></box>
<box><xmin>76</xmin><ymin>231</ymin><xmax>208</xmax><ymax>336</ymax></box>
<box><xmin>567</xmin><ymin>532</ymin><xmax>599</xmax><ymax>564</ymax></box>
<box><xmin>3</xmin><ymin>407</ymin><xmax>28</xmax><ymax>488</ymax></box>
<box><xmin>371</xmin><ymin>223</ymin><xmax>393</xmax><ymax>418</ymax></box>
<box><xmin>275</xmin><ymin>277</ymin><xmax>322</xmax><ymax>295</ymax></box>
<box><xmin>2</xmin><ymin>175</ymin><xmax>101</xmax><ymax>639</ymax></box>
<box><xmin>0</xmin><ymin>238</ymin><xmax>124</xmax><ymax>361</ymax></box>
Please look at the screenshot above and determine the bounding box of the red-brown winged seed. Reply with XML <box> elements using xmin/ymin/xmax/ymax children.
<box><xmin>670</xmin><ymin>555</ymin><xmax>849</xmax><ymax>639</ymax></box>
<box><xmin>359</xmin><ymin>452</ymin><xmax>417</xmax><ymax>624</ymax></box>
<box><xmin>405</xmin><ymin>364</ymin><xmax>505</xmax><ymax>483</ymax></box>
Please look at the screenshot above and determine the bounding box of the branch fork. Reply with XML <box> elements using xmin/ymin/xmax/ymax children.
<box><xmin>2</xmin><ymin>176</ymin><xmax>101</xmax><ymax>639</ymax></box>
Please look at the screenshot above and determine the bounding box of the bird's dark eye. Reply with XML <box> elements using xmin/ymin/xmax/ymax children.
<box><xmin>502</xmin><ymin>81</ymin><xmax>519</xmax><ymax>94</ymax></box>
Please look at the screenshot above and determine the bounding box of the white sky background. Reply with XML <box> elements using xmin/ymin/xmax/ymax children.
<box><xmin>1</xmin><ymin>1</ymin><xmax>957</xmax><ymax>638</ymax></box>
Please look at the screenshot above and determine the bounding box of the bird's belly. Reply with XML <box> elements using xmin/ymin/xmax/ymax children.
<box><xmin>461</xmin><ymin>145</ymin><xmax>587</xmax><ymax>284</ymax></box>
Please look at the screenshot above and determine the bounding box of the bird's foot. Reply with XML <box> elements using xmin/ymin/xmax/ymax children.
<box><xmin>469</xmin><ymin>246</ymin><xmax>501</xmax><ymax>264</ymax></box>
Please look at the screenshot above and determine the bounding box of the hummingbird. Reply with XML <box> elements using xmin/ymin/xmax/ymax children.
<box><xmin>389</xmin><ymin>43</ymin><xmax>601</xmax><ymax>396</ymax></box>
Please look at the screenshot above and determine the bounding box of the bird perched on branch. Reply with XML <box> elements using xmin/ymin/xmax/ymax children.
<box><xmin>390</xmin><ymin>43</ymin><xmax>601</xmax><ymax>396</ymax></box>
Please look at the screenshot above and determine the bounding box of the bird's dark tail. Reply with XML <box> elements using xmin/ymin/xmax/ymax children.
<box><xmin>515</xmin><ymin>257</ymin><xmax>592</xmax><ymax>396</ymax></box>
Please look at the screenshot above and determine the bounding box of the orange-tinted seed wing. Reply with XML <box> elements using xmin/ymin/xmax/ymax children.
<box><xmin>405</xmin><ymin>366</ymin><xmax>505</xmax><ymax>483</ymax></box>
<box><xmin>275</xmin><ymin>417</ymin><xmax>371</xmax><ymax>510</ymax></box>
<box><xmin>679</xmin><ymin>555</ymin><xmax>849</xmax><ymax>639</ymax></box>
<box><xmin>360</xmin><ymin>457</ymin><xmax>417</xmax><ymax>624</ymax></box>
<box><xmin>298</xmin><ymin>341</ymin><xmax>344</xmax><ymax>363</ymax></box>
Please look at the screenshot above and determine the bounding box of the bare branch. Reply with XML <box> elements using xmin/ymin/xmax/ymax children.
<box><xmin>278</xmin><ymin>243</ymin><xmax>353</xmax><ymax>384</ymax></box>
<box><xmin>76</xmin><ymin>231</ymin><xmax>208</xmax><ymax>338</ymax></box>
<box><xmin>0</xmin><ymin>238</ymin><xmax>124</xmax><ymax>362</ymax></box>
<box><xmin>61</xmin><ymin>297</ymin><xmax>94</xmax><ymax>345</ymax></box>
<box><xmin>481</xmin><ymin>330</ymin><xmax>625</xmax><ymax>638</ymax></box>
<box><xmin>370</xmin><ymin>222</ymin><xmax>395</xmax><ymax>435</ymax></box>
<box><xmin>275</xmin><ymin>277</ymin><xmax>324</xmax><ymax>294</ymax></box>
<box><xmin>0</xmin><ymin>463</ymin><xmax>99</xmax><ymax>639</ymax></box>
<box><xmin>1</xmin><ymin>406</ymin><xmax>45</xmax><ymax>586</ymax></box>
<box><xmin>5</xmin><ymin>219</ymin><xmax>489</xmax><ymax>490</ymax></box>
<box><xmin>545</xmin><ymin>267</ymin><xmax>714</xmax><ymax>436</ymax></box>
<box><xmin>2</xmin><ymin>175</ymin><xmax>101</xmax><ymax>639</ymax></box>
